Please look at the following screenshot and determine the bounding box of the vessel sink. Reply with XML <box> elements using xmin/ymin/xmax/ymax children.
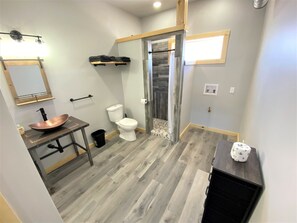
<box><xmin>29</xmin><ymin>114</ymin><xmax>69</xmax><ymax>132</ymax></box>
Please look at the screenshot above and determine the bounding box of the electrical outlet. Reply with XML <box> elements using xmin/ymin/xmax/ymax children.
<box><xmin>230</xmin><ymin>87</ymin><xmax>235</xmax><ymax>94</ymax></box>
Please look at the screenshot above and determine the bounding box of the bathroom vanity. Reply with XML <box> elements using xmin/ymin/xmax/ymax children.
<box><xmin>202</xmin><ymin>140</ymin><xmax>264</xmax><ymax>223</ymax></box>
<box><xmin>21</xmin><ymin>116</ymin><xmax>93</xmax><ymax>192</ymax></box>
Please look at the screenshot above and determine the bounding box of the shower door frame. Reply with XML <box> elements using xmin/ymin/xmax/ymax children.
<box><xmin>143</xmin><ymin>31</ymin><xmax>186</xmax><ymax>143</ymax></box>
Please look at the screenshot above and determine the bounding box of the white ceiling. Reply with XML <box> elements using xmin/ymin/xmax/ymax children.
<box><xmin>105</xmin><ymin>0</ymin><xmax>196</xmax><ymax>18</ymax></box>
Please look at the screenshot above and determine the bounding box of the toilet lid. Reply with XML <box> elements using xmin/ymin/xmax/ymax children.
<box><xmin>118</xmin><ymin>118</ymin><xmax>137</xmax><ymax>127</ymax></box>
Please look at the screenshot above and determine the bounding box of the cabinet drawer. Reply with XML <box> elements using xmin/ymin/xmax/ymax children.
<box><xmin>202</xmin><ymin>141</ymin><xmax>264</xmax><ymax>223</ymax></box>
<box><xmin>206</xmin><ymin>191</ymin><xmax>248</xmax><ymax>221</ymax></box>
<box><xmin>211</xmin><ymin>170</ymin><xmax>256</xmax><ymax>202</ymax></box>
<box><xmin>202</xmin><ymin>206</ymin><xmax>238</xmax><ymax>223</ymax></box>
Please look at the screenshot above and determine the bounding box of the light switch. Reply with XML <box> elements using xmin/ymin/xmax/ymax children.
<box><xmin>230</xmin><ymin>87</ymin><xmax>235</xmax><ymax>94</ymax></box>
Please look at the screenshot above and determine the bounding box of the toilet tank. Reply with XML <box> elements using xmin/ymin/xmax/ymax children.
<box><xmin>106</xmin><ymin>104</ymin><xmax>123</xmax><ymax>122</ymax></box>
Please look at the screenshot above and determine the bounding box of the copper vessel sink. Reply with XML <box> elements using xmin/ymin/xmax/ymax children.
<box><xmin>29</xmin><ymin>114</ymin><xmax>69</xmax><ymax>132</ymax></box>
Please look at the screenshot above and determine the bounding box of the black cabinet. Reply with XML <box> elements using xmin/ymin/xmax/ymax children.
<box><xmin>202</xmin><ymin>140</ymin><xmax>264</xmax><ymax>223</ymax></box>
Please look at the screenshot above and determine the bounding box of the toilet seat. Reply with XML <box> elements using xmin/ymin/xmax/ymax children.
<box><xmin>117</xmin><ymin>118</ymin><xmax>137</xmax><ymax>128</ymax></box>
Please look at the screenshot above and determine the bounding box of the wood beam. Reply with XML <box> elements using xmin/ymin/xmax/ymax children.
<box><xmin>176</xmin><ymin>0</ymin><xmax>188</xmax><ymax>26</ymax></box>
<box><xmin>116</xmin><ymin>25</ymin><xmax>185</xmax><ymax>43</ymax></box>
<box><xmin>116</xmin><ymin>0</ymin><xmax>188</xmax><ymax>43</ymax></box>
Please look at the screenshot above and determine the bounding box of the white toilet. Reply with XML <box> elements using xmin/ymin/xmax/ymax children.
<box><xmin>106</xmin><ymin>104</ymin><xmax>138</xmax><ymax>141</ymax></box>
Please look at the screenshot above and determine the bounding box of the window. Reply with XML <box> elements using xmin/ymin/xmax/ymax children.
<box><xmin>186</xmin><ymin>30</ymin><xmax>230</xmax><ymax>65</ymax></box>
<box><xmin>169</xmin><ymin>30</ymin><xmax>230</xmax><ymax>65</ymax></box>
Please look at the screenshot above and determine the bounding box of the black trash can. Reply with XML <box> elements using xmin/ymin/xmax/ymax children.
<box><xmin>91</xmin><ymin>129</ymin><xmax>106</xmax><ymax>148</ymax></box>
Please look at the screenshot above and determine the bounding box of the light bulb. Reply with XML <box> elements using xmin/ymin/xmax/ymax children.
<box><xmin>153</xmin><ymin>1</ymin><xmax>162</xmax><ymax>8</ymax></box>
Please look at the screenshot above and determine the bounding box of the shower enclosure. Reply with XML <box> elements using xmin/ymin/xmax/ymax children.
<box><xmin>143</xmin><ymin>31</ymin><xmax>185</xmax><ymax>143</ymax></box>
<box><xmin>150</xmin><ymin>39</ymin><xmax>170</xmax><ymax>139</ymax></box>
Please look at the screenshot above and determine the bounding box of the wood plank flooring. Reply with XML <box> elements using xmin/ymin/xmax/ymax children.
<box><xmin>51</xmin><ymin>127</ymin><xmax>236</xmax><ymax>223</ymax></box>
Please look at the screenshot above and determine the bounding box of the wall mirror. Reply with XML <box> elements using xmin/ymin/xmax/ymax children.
<box><xmin>1</xmin><ymin>59</ymin><xmax>54</xmax><ymax>106</ymax></box>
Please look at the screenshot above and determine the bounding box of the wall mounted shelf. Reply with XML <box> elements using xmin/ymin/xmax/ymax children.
<box><xmin>90</xmin><ymin>61</ymin><xmax>129</xmax><ymax>66</ymax></box>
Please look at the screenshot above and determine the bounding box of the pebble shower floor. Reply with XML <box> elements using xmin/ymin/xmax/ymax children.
<box><xmin>151</xmin><ymin>118</ymin><xmax>170</xmax><ymax>140</ymax></box>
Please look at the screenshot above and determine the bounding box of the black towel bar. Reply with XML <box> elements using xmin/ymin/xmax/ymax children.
<box><xmin>70</xmin><ymin>94</ymin><xmax>93</xmax><ymax>102</ymax></box>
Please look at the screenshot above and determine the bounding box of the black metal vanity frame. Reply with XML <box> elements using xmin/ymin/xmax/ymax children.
<box><xmin>21</xmin><ymin>116</ymin><xmax>93</xmax><ymax>193</ymax></box>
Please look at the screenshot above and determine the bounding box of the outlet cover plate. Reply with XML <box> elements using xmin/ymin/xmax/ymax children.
<box><xmin>203</xmin><ymin>84</ymin><xmax>219</xmax><ymax>95</ymax></box>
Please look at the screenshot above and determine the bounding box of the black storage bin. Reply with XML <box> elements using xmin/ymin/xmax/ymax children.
<box><xmin>91</xmin><ymin>129</ymin><xmax>106</xmax><ymax>148</ymax></box>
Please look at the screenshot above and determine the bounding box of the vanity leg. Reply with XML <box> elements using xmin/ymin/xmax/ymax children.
<box><xmin>81</xmin><ymin>128</ymin><xmax>93</xmax><ymax>166</ymax></box>
<box><xmin>70</xmin><ymin>132</ymin><xmax>80</xmax><ymax>157</ymax></box>
<box><xmin>29</xmin><ymin>149</ymin><xmax>53</xmax><ymax>191</ymax></box>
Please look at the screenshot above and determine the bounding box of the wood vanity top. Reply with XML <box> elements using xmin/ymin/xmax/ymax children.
<box><xmin>22</xmin><ymin>116</ymin><xmax>89</xmax><ymax>150</ymax></box>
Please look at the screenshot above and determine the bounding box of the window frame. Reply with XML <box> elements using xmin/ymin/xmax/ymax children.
<box><xmin>185</xmin><ymin>30</ymin><xmax>230</xmax><ymax>65</ymax></box>
<box><xmin>168</xmin><ymin>29</ymin><xmax>231</xmax><ymax>65</ymax></box>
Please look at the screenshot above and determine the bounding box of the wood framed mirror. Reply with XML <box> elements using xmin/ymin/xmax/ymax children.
<box><xmin>1</xmin><ymin>58</ymin><xmax>54</xmax><ymax>106</ymax></box>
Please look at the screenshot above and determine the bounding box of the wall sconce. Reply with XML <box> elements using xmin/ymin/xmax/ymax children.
<box><xmin>0</xmin><ymin>30</ymin><xmax>43</xmax><ymax>43</ymax></box>
<box><xmin>0</xmin><ymin>30</ymin><xmax>47</xmax><ymax>58</ymax></box>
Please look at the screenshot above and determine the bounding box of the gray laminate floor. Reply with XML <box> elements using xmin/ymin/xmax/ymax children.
<box><xmin>51</xmin><ymin>127</ymin><xmax>236</xmax><ymax>223</ymax></box>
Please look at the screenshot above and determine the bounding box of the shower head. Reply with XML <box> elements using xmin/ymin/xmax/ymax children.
<box><xmin>254</xmin><ymin>0</ymin><xmax>269</xmax><ymax>9</ymax></box>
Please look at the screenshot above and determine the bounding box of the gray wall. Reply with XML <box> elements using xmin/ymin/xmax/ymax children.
<box><xmin>118</xmin><ymin>40</ymin><xmax>146</xmax><ymax>128</ymax></box>
<box><xmin>188</xmin><ymin>0</ymin><xmax>266</xmax><ymax>132</ymax></box>
<box><xmin>141</xmin><ymin>9</ymin><xmax>176</xmax><ymax>33</ymax></box>
<box><xmin>0</xmin><ymin>0</ymin><xmax>141</xmax><ymax>169</ymax></box>
<box><xmin>0</xmin><ymin>90</ymin><xmax>63</xmax><ymax>223</ymax></box>
<box><xmin>141</xmin><ymin>0</ymin><xmax>266</xmax><ymax>132</ymax></box>
<box><xmin>180</xmin><ymin>66</ymin><xmax>194</xmax><ymax>132</ymax></box>
<box><xmin>240</xmin><ymin>0</ymin><xmax>297</xmax><ymax>221</ymax></box>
